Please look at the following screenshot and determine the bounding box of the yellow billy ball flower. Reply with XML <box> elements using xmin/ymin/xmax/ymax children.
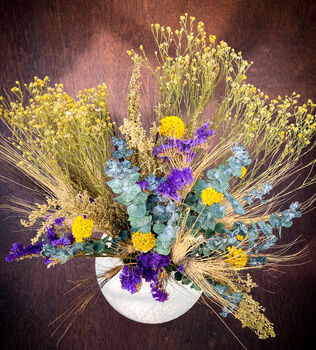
<box><xmin>226</xmin><ymin>246</ymin><xmax>247</xmax><ymax>268</ymax></box>
<box><xmin>159</xmin><ymin>116</ymin><xmax>185</xmax><ymax>139</ymax></box>
<box><xmin>72</xmin><ymin>216</ymin><xmax>94</xmax><ymax>243</ymax></box>
<box><xmin>132</xmin><ymin>231</ymin><xmax>156</xmax><ymax>253</ymax></box>
<box><xmin>201</xmin><ymin>186</ymin><xmax>224</xmax><ymax>206</ymax></box>
<box><xmin>240</xmin><ymin>166</ymin><xmax>247</xmax><ymax>179</ymax></box>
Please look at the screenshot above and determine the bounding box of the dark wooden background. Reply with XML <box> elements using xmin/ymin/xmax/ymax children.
<box><xmin>0</xmin><ymin>1</ymin><xmax>315</xmax><ymax>349</ymax></box>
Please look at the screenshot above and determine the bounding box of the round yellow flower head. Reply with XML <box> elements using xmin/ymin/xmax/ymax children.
<box><xmin>132</xmin><ymin>231</ymin><xmax>156</xmax><ymax>253</ymax></box>
<box><xmin>159</xmin><ymin>116</ymin><xmax>185</xmax><ymax>139</ymax></box>
<box><xmin>226</xmin><ymin>246</ymin><xmax>247</xmax><ymax>269</ymax></box>
<box><xmin>72</xmin><ymin>216</ymin><xmax>94</xmax><ymax>243</ymax></box>
<box><xmin>240</xmin><ymin>166</ymin><xmax>247</xmax><ymax>179</ymax></box>
<box><xmin>201</xmin><ymin>186</ymin><xmax>224</xmax><ymax>206</ymax></box>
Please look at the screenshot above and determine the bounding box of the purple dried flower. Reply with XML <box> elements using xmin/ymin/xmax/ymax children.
<box><xmin>119</xmin><ymin>265</ymin><xmax>143</xmax><ymax>294</ymax></box>
<box><xmin>54</xmin><ymin>216</ymin><xmax>65</xmax><ymax>227</ymax></box>
<box><xmin>177</xmin><ymin>264</ymin><xmax>184</xmax><ymax>272</ymax></box>
<box><xmin>157</xmin><ymin>167</ymin><xmax>194</xmax><ymax>201</ymax></box>
<box><xmin>120</xmin><ymin>252</ymin><xmax>170</xmax><ymax>302</ymax></box>
<box><xmin>193</xmin><ymin>122</ymin><xmax>214</xmax><ymax>145</ymax></box>
<box><xmin>46</xmin><ymin>227</ymin><xmax>56</xmax><ymax>242</ymax></box>
<box><xmin>44</xmin><ymin>257</ymin><xmax>53</xmax><ymax>265</ymax></box>
<box><xmin>152</xmin><ymin>122</ymin><xmax>213</xmax><ymax>162</ymax></box>
<box><xmin>51</xmin><ymin>237</ymin><xmax>71</xmax><ymax>246</ymax></box>
<box><xmin>151</xmin><ymin>286</ymin><xmax>168</xmax><ymax>302</ymax></box>
<box><xmin>136</xmin><ymin>252</ymin><xmax>168</xmax><ymax>282</ymax></box>
<box><xmin>5</xmin><ymin>241</ymin><xmax>43</xmax><ymax>262</ymax></box>
<box><xmin>136</xmin><ymin>180</ymin><xmax>148</xmax><ymax>191</ymax></box>
<box><xmin>67</xmin><ymin>232</ymin><xmax>75</xmax><ymax>244</ymax></box>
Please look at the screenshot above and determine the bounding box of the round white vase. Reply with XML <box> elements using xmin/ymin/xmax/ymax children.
<box><xmin>95</xmin><ymin>256</ymin><xmax>202</xmax><ymax>324</ymax></box>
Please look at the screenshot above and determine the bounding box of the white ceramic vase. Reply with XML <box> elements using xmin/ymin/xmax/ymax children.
<box><xmin>95</xmin><ymin>256</ymin><xmax>202</xmax><ymax>324</ymax></box>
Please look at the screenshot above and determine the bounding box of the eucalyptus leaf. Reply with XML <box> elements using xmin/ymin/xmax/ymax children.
<box><xmin>209</xmin><ymin>203</ymin><xmax>226</xmax><ymax>219</ymax></box>
<box><xmin>215</xmin><ymin>222</ymin><xmax>226</xmax><ymax>234</ymax></box>
<box><xmin>153</xmin><ymin>222</ymin><xmax>166</xmax><ymax>234</ymax></box>
<box><xmin>193</xmin><ymin>179</ymin><xmax>208</xmax><ymax>194</ymax></box>
<box><xmin>106</xmin><ymin>179</ymin><xmax>123</xmax><ymax>194</ymax></box>
<box><xmin>181</xmin><ymin>276</ymin><xmax>191</xmax><ymax>285</ymax></box>
<box><xmin>93</xmin><ymin>241</ymin><xmax>105</xmax><ymax>253</ymax></box>
<box><xmin>127</xmin><ymin>203</ymin><xmax>147</xmax><ymax>218</ymax></box>
<box><xmin>223</xmin><ymin>191</ymin><xmax>245</xmax><ymax>215</ymax></box>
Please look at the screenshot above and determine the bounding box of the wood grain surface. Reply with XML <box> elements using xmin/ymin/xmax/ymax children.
<box><xmin>0</xmin><ymin>1</ymin><xmax>315</xmax><ymax>349</ymax></box>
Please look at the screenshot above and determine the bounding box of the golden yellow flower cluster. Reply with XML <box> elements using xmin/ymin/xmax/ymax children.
<box><xmin>235</xmin><ymin>294</ymin><xmax>276</xmax><ymax>339</ymax></box>
<box><xmin>72</xmin><ymin>216</ymin><xmax>94</xmax><ymax>243</ymax></box>
<box><xmin>0</xmin><ymin>77</ymin><xmax>114</xmax><ymax>197</ymax></box>
<box><xmin>132</xmin><ymin>231</ymin><xmax>156</xmax><ymax>252</ymax></box>
<box><xmin>159</xmin><ymin>116</ymin><xmax>185</xmax><ymax>139</ymax></box>
<box><xmin>240</xmin><ymin>166</ymin><xmax>247</xmax><ymax>179</ymax></box>
<box><xmin>226</xmin><ymin>246</ymin><xmax>247</xmax><ymax>268</ymax></box>
<box><xmin>201</xmin><ymin>187</ymin><xmax>224</xmax><ymax>206</ymax></box>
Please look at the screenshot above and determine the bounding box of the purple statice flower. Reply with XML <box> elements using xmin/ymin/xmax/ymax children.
<box><xmin>177</xmin><ymin>264</ymin><xmax>184</xmax><ymax>272</ymax></box>
<box><xmin>146</xmin><ymin>252</ymin><xmax>170</xmax><ymax>270</ymax></box>
<box><xmin>54</xmin><ymin>216</ymin><xmax>65</xmax><ymax>227</ymax></box>
<box><xmin>193</xmin><ymin>122</ymin><xmax>214</xmax><ymax>145</ymax></box>
<box><xmin>46</xmin><ymin>216</ymin><xmax>66</xmax><ymax>242</ymax></box>
<box><xmin>153</xmin><ymin>122</ymin><xmax>214</xmax><ymax>162</ymax></box>
<box><xmin>46</xmin><ymin>226</ymin><xmax>56</xmax><ymax>242</ymax></box>
<box><xmin>67</xmin><ymin>232</ymin><xmax>75</xmax><ymax>244</ymax></box>
<box><xmin>5</xmin><ymin>242</ymin><xmax>43</xmax><ymax>262</ymax></box>
<box><xmin>119</xmin><ymin>265</ymin><xmax>143</xmax><ymax>294</ymax></box>
<box><xmin>120</xmin><ymin>252</ymin><xmax>170</xmax><ymax>301</ymax></box>
<box><xmin>44</xmin><ymin>257</ymin><xmax>53</xmax><ymax>265</ymax></box>
<box><xmin>136</xmin><ymin>252</ymin><xmax>169</xmax><ymax>282</ymax></box>
<box><xmin>51</xmin><ymin>237</ymin><xmax>71</xmax><ymax>246</ymax></box>
<box><xmin>157</xmin><ymin>167</ymin><xmax>194</xmax><ymax>201</ymax></box>
<box><xmin>151</xmin><ymin>285</ymin><xmax>168</xmax><ymax>302</ymax></box>
<box><xmin>136</xmin><ymin>180</ymin><xmax>148</xmax><ymax>191</ymax></box>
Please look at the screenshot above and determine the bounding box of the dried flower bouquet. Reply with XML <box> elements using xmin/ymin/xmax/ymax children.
<box><xmin>1</xmin><ymin>14</ymin><xmax>315</xmax><ymax>343</ymax></box>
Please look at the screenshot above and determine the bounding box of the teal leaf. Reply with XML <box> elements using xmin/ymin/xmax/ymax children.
<box><xmin>205</xmin><ymin>228</ymin><xmax>214</xmax><ymax>239</ymax></box>
<box><xmin>181</xmin><ymin>276</ymin><xmax>191</xmax><ymax>285</ymax></box>
<box><xmin>226</xmin><ymin>156</ymin><xmax>242</xmax><ymax>177</ymax></box>
<box><xmin>231</xmin><ymin>144</ymin><xmax>252</xmax><ymax>166</ymax></box>
<box><xmin>106</xmin><ymin>179</ymin><xmax>123</xmax><ymax>194</ymax></box>
<box><xmin>129</xmin><ymin>215</ymin><xmax>152</xmax><ymax>228</ymax></box>
<box><xmin>191</xmin><ymin>283</ymin><xmax>202</xmax><ymax>291</ymax></box>
<box><xmin>153</xmin><ymin>222</ymin><xmax>166</xmax><ymax>234</ymax></box>
<box><xmin>127</xmin><ymin>203</ymin><xmax>146</xmax><ymax>218</ymax></box>
<box><xmin>206</xmin><ymin>164</ymin><xmax>231</xmax><ymax>193</ymax></box>
<box><xmin>258</xmin><ymin>220</ymin><xmax>273</xmax><ymax>236</ymax></box>
<box><xmin>138</xmin><ymin>224</ymin><xmax>152</xmax><ymax>233</ymax></box>
<box><xmin>193</xmin><ymin>179</ymin><xmax>208</xmax><ymax>194</ymax></box>
<box><xmin>215</xmin><ymin>222</ymin><xmax>226</xmax><ymax>234</ymax></box>
<box><xmin>203</xmin><ymin>246</ymin><xmax>211</xmax><ymax>255</ymax></box>
<box><xmin>224</xmin><ymin>191</ymin><xmax>245</xmax><ymax>215</ymax></box>
<box><xmin>125</xmin><ymin>183</ymin><xmax>142</xmax><ymax>196</ymax></box>
<box><xmin>248</xmin><ymin>221</ymin><xmax>259</xmax><ymax>248</ymax></box>
<box><xmin>133</xmin><ymin>191</ymin><xmax>148</xmax><ymax>205</ymax></box>
<box><xmin>93</xmin><ymin>241</ymin><xmax>105</xmax><ymax>253</ymax></box>
<box><xmin>115</xmin><ymin>192</ymin><xmax>137</xmax><ymax>205</ymax></box>
<box><xmin>209</xmin><ymin>203</ymin><xmax>226</xmax><ymax>219</ymax></box>
<box><xmin>270</xmin><ymin>213</ymin><xmax>282</xmax><ymax>230</ymax></box>
<box><xmin>154</xmin><ymin>246</ymin><xmax>171</xmax><ymax>255</ymax></box>
<box><xmin>174</xmin><ymin>271</ymin><xmax>182</xmax><ymax>281</ymax></box>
